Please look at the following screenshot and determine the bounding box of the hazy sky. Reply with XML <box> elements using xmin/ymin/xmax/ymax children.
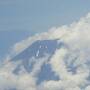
<box><xmin>0</xmin><ymin>0</ymin><xmax>90</xmax><ymax>58</ymax></box>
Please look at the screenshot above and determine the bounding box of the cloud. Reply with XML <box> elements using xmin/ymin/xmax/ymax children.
<box><xmin>0</xmin><ymin>62</ymin><xmax>37</xmax><ymax>90</ymax></box>
<box><xmin>85</xmin><ymin>86</ymin><xmax>90</xmax><ymax>90</ymax></box>
<box><xmin>1</xmin><ymin>13</ymin><xmax>90</xmax><ymax>90</ymax></box>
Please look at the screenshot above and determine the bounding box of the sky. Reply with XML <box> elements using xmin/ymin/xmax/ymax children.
<box><xmin>0</xmin><ymin>0</ymin><xmax>90</xmax><ymax>58</ymax></box>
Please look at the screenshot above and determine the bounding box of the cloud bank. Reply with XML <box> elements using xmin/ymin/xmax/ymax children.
<box><xmin>0</xmin><ymin>13</ymin><xmax>90</xmax><ymax>90</ymax></box>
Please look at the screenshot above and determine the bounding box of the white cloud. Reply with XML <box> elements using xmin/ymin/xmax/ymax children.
<box><xmin>85</xmin><ymin>86</ymin><xmax>90</xmax><ymax>90</ymax></box>
<box><xmin>0</xmin><ymin>60</ymin><xmax>37</xmax><ymax>90</ymax></box>
<box><xmin>1</xmin><ymin>13</ymin><xmax>90</xmax><ymax>90</ymax></box>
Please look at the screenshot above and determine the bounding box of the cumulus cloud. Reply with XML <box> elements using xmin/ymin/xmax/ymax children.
<box><xmin>0</xmin><ymin>59</ymin><xmax>37</xmax><ymax>90</ymax></box>
<box><xmin>0</xmin><ymin>13</ymin><xmax>90</xmax><ymax>90</ymax></box>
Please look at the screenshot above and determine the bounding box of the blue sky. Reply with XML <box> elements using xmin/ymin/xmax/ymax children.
<box><xmin>0</xmin><ymin>0</ymin><xmax>90</xmax><ymax>58</ymax></box>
